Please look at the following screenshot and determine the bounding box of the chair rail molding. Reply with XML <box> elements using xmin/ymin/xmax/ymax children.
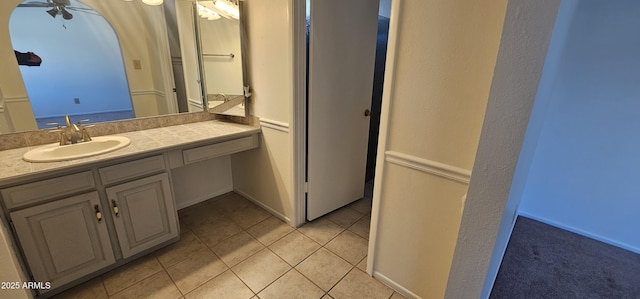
<box><xmin>385</xmin><ymin>150</ymin><xmax>471</xmax><ymax>184</ymax></box>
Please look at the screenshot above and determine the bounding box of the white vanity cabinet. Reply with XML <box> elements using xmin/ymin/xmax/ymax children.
<box><xmin>1</xmin><ymin>154</ymin><xmax>179</xmax><ymax>295</ymax></box>
<box><xmin>9</xmin><ymin>191</ymin><xmax>116</xmax><ymax>290</ymax></box>
<box><xmin>0</xmin><ymin>123</ymin><xmax>261</xmax><ymax>297</ymax></box>
<box><xmin>100</xmin><ymin>156</ymin><xmax>178</xmax><ymax>259</ymax></box>
<box><xmin>106</xmin><ymin>173</ymin><xmax>177</xmax><ymax>258</ymax></box>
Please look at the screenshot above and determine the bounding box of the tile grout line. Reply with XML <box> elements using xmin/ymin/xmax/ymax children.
<box><xmin>58</xmin><ymin>193</ymin><xmax>378</xmax><ymax>298</ymax></box>
<box><xmin>102</xmin><ymin>255</ymin><xmax>166</xmax><ymax>298</ymax></box>
<box><xmin>178</xmin><ymin>220</ymin><xmax>251</xmax><ymax>297</ymax></box>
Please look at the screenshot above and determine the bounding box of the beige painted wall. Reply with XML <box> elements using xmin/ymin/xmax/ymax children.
<box><xmin>0</xmin><ymin>220</ymin><xmax>31</xmax><ymax>299</ymax></box>
<box><xmin>371</xmin><ymin>0</ymin><xmax>508</xmax><ymax>298</ymax></box>
<box><xmin>172</xmin><ymin>156</ymin><xmax>234</xmax><ymax>210</ymax></box>
<box><xmin>231</xmin><ymin>0</ymin><xmax>295</xmax><ymax>223</ymax></box>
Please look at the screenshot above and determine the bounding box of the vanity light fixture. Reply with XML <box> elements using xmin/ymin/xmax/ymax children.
<box><xmin>197</xmin><ymin>4</ymin><xmax>221</xmax><ymax>21</ymax></box>
<box><xmin>212</xmin><ymin>0</ymin><xmax>239</xmax><ymax>20</ymax></box>
<box><xmin>141</xmin><ymin>0</ymin><xmax>163</xmax><ymax>5</ymax></box>
<box><xmin>121</xmin><ymin>0</ymin><xmax>163</xmax><ymax>5</ymax></box>
<box><xmin>195</xmin><ymin>0</ymin><xmax>239</xmax><ymax>21</ymax></box>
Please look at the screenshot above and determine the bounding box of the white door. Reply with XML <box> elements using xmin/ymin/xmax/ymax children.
<box><xmin>307</xmin><ymin>0</ymin><xmax>380</xmax><ymax>220</ymax></box>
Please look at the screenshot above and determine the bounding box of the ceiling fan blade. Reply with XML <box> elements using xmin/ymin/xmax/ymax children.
<box><xmin>66</xmin><ymin>7</ymin><xmax>96</xmax><ymax>12</ymax></box>
<box><xmin>65</xmin><ymin>7</ymin><xmax>101</xmax><ymax>16</ymax></box>
<box><xmin>51</xmin><ymin>0</ymin><xmax>71</xmax><ymax>5</ymax></box>
<box><xmin>17</xmin><ymin>3</ymin><xmax>53</xmax><ymax>7</ymax></box>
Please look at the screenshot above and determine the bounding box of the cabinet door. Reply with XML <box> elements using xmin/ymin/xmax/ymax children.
<box><xmin>10</xmin><ymin>192</ymin><xmax>115</xmax><ymax>289</ymax></box>
<box><xmin>106</xmin><ymin>173</ymin><xmax>178</xmax><ymax>258</ymax></box>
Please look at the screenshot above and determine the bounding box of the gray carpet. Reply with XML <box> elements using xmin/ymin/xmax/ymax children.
<box><xmin>490</xmin><ymin>216</ymin><xmax>640</xmax><ymax>299</ymax></box>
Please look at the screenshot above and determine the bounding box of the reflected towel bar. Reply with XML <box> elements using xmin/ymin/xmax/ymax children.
<box><xmin>203</xmin><ymin>53</ymin><xmax>235</xmax><ymax>58</ymax></box>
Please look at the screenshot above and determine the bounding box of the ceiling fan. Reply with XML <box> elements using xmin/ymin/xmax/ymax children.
<box><xmin>17</xmin><ymin>0</ymin><xmax>99</xmax><ymax>20</ymax></box>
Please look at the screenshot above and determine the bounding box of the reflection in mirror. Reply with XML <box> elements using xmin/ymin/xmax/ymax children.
<box><xmin>194</xmin><ymin>0</ymin><xmax>247</xmax><ymax>117</ymax></box>
<box><xmin>0</xmin><ymin>0</ymin><xmax>246</xmax><ymax>133</ymax></box>
<box><xmin>0</xmin><ymin>0</ymin><xmax>202</xmax><ymax>134</ymax></box>
<box><xmin>10</xmin><ymin>0</ymin><xmax>134</xmax><ymax>129</ymax></box>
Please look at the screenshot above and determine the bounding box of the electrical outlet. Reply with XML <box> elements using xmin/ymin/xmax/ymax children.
<box><xmin>133</xmin><ymin>59</ymin><xmax>142</xmax><ymax>70</ymax></box>
<box><xmin>74</xmin><ymin>98</ymin><xmax>80</xmax><ymax>104</ymax></box>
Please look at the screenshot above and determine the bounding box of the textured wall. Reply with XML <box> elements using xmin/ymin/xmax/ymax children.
<box><xmin>446</xmin><ymin>1</ymin><xmax>561</xmax><ymax>298</ymax></box>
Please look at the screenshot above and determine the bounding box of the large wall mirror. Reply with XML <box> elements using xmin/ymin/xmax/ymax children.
<box><xmin>195</xmin><ymin>0</ymin><xmax>247</xmax><ymax>117</ymax></box>
<box><xmin>0</xmin><ymin>0</ymin><xmax>248</xmax><ymax>134</ymax></box>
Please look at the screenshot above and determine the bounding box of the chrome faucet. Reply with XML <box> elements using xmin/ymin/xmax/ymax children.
<box><xmin>63</xmin><ymin>115</ymin><xmax>82</xmax><ymax>144</ymax></box>
<box><xmin>47</xmin><ymin>115</ymin><xmax>92</xmax><ymax>145</ymax></box>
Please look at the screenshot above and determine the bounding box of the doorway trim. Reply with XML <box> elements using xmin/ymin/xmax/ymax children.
<box><xmin>292</xmin><ymin>0</ymin><xmax>307</xmax><ymax>228</ymax></box>
<box><xmin>367</xmin><ymin>0</ymin><xmax>401</xmax><ymax>277</ymax></box>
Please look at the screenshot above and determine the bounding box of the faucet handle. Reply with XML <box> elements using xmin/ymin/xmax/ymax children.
<box><xmin>77</xmin><ymin>121</ymin><xmax>93</xmax><ymax>142</ymax></box>
<box><xmin>64</xmin><ymin>115</ymin><xmax>72</xmax><ymax>127</ymax></box>
<box><xmin>80</xmin><ymin>126</ymin><xmax>92</xmax><ymax>142</ymax></box>
<box><xmin>46</xmin><ymin>122</ymin><xmax>62</xmax><ymax>129</ymax></box>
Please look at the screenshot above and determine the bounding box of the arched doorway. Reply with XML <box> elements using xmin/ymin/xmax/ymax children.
<box><xmin>10</xmin><ymin>0</ymin><xmax>133</xmax><ymax>128</ymax></box>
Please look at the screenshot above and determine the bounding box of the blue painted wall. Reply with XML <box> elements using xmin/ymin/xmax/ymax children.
<box><xmin>518</xmin><ymin>0</ymin><xmax>640</xmax><ymax>253</ymax></box>
<box><xmin>9</xmin><ymin>0</ymin><xmax>132</xmax><ymax>119</ymax></box>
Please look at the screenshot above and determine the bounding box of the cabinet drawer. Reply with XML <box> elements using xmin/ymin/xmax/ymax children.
<box><xmin>99</xmin><ymin>155</ymin><xmax>166</xmax><ymax>185</ymax></box>
<box><xmin>1</xmin><ymin>171</ymin><xmax>95</xmax><ymax>209</ymax></box>
<box><xmin>182</xmin><ymin>134</ymin><xmax>258</xmax><ymax>164</ymax></box>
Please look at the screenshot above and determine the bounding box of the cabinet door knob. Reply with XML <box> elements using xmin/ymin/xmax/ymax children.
<box><xmin>94</xmin><ymin>205</ymin><xmax>102</xmax><ymax>223</ymax></box>
<box><xmin>112</xmin><ymin>200</ymin><xmax>119</xmax><ymax>217</ymax></box>
<box><xmin>364</xmin><ymin>109</ymin><xmax>371</xmax><ymax>117</ymax></box>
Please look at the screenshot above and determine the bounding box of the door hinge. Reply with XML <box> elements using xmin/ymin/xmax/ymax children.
<box><xmin>304</xmin><ymin>182</ymin><xmax>309</xmax><ymax>193</ymax></box>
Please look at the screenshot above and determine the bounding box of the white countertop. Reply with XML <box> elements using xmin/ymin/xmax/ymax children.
<box><xmin>0</xmin><ymin>120</ymin><xmax>260</xmax><ymax>182</ymax></box>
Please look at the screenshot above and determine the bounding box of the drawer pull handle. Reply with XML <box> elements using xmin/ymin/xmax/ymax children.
<box><xmin>112</xmin><ymin>200</ymin><xmax>119</xmax><ymax>217</ymax></box>
<box><xmin>94</xmin><ymin>205</ymin><xmax>102</xmax><ymax>223</ymax></box>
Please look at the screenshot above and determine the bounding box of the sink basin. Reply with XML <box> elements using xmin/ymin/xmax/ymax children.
<box><xmin>23</xmin><ymin>136</ymin><xmax>131</xmax><ymax>162</ymax></box>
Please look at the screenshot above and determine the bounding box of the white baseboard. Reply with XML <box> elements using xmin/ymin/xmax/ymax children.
<box><xmin>175</xmin><ymin>186</ymin><xmax>233</xmax><ymax>210</ymax></box>
<box><xmin>373</xmin><ymin>271</ymin><xmax>421</xmax><ymax>299</ymax></box>
<box><xmin>233</xmin><ymin>188</ymin><xmax>292</xmax><ymax>226</ymax></box>
<box><xmin>517</xmin><ymin>211</ymin><xmax>640</xmax><ymax>254</ymax></box>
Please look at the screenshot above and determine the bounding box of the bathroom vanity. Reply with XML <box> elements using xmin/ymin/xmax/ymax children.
<box><xmin>0</xmin><ymin>120</ymin><xmax>260</xmax><ymax>297</ymax></box>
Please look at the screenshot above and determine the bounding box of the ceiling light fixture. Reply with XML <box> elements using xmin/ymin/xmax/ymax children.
<box><xmin>46</xmin><ymin>8</ymin><xmax>58</xmax><ymax>18</ymax></box>
<box><xmin>60</xmin><ymin>8</ymin><xmax>73</xmax><ymax>20</ymax></box>
<box><xmin>45</xmin><ymin>5</ymin><xmax>73</xmax><ymax>20</ymax></box>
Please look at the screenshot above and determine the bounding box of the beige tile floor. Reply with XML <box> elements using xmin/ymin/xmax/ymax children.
<box><xmin>53</xmin><ymin>190</ymin><xmax>406</xmax><ymax>299</ymax></box>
